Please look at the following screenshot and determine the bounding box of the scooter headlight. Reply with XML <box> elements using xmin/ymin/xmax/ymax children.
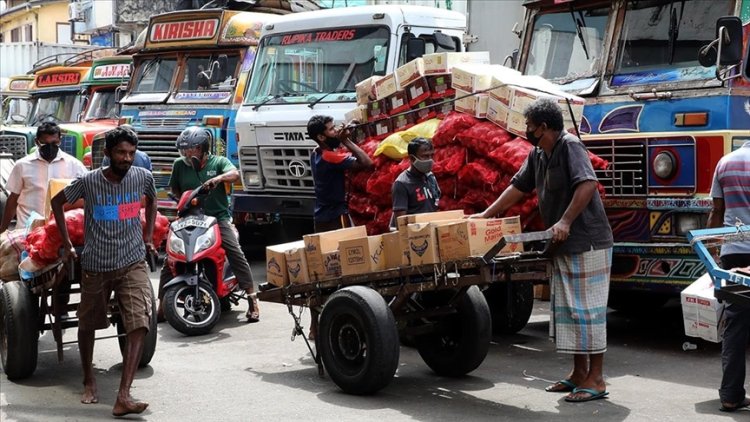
<box><xmin>167</xmin><ymin>232</ymin><xmax>185</xmax><ymax>255</ymax></box>
<box><xmin>194</xmin><ymin>228</ymin><xmax>216</xmax><ymax>254</ymax></box>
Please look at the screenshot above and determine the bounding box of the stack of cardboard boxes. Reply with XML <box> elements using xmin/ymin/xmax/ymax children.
<box><xmin>265</xmin><ymin>211</ymin><xmax>524</xmax><ymax>287</ymax></box>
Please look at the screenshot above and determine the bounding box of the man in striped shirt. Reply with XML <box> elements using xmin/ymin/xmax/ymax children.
<box><xmin>51</xmin><ymin>127</ymin><xmax>157</xmax><ymax>417</ymax></box>
<box><xmin>707</xmin><ymin>141</ymin><xmax>750</xmax><ymax>412</ymax></box>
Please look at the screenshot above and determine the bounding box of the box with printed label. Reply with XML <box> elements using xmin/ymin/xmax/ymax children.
<box><xmin>397</xmin><ymin>210</ymin><xmax>465</xmax><ymax>266</ymax></box>
<box><xmin>422</xmin><ymin>51</ymin><xmax>491</xmax><ymax>75</ymax></box>
<box><xmin>339</xmin><ymin>235</ymin><xmax>386</xmax><ymax>276</ymax></box>
<box><xmin>356</xmin><ymin>75</ymin><xmax>382</xmax><ymax>105</ymax></box>
<box><xmin>374</xmin><ymin>73</ymin><xmax>399</xmax><ymax>100</ymax></box>
<box><xmin>381</xmin><ymin>231</ymin><xmax>402</xmax><ymax>269</ymax></box>
<box><xmin>405</xmin><ymin>77</ymin><xmax>431</xmax><ymax>107</ymax></box>
<box><xmin>369</xmin><ymin>118</ymin><xmax>392</xmax><ymax>141</ymax></box>
<box><xmin>681</xmin><ymin>273</ymin><xmax>726</xmax><ymax>343</ymax></box>
<box><xmin>486</xmin><ymin>97</ymin><xmax>506</xmax><ymax>128</ymax></box>
<box><xmin>45</xmin><ymin>179</ymin><xmax>74</xmax><ymax>220</ymax></box>
<box><xmin>451</xmin><ymin>64</ymin><xmax>506</xmax><ymax>93</ymax></box>
<box><xmin>437</xmin><ymin>217</ymin><xmax>523</xmax><ymax>262</ymax></box>
<box><xmin>285</xmin><ymin>244</ymin><xmax>310</xmax><ymax>284</ymax></box>
<box><xmin>407</xmin><ymin>221</ymin><xmax>459</xmax><ymax>266</ymax></box>
<box><xmin>303</xmin><ymin>226</ymin><xmax>367</xmax><ymax>282</ymax></box>
<box><xmin>345</xmin><ymin>105</ymin><xmax>367</xmax><ymax>124</ymax></box>
<box><xmin>366</xmin><ymin>99</ymin><xmax>388</xmax><ymax>122</ymax></box>
<box><xmin>392</xmin><ymin>112</ymin><xmax>415</xmax><ymax>132</ymax></box>
<box><xmin>454</xmin><ymin>89</ymin><xmax>489</xmax><ymax>118</ymax></box>
<box><xmin>426</xmin><ymin>74</ymin><xmax>454</xmax><ymax>99</ymax></box>
<box><xmin>431</xmin><ymin>98</ymin><xmax>454</xmax><ymax>119</ymax></box>
<box><xmin>488</xmin><ymin>70</ymin><xmax>524</xmax><ymax>105</ymax></box>
<box><xmin>395</xmin><ymin>58</ymin><xmax>425</xmax><ymax>89</ymax></box>
<box><xmin>266</xmin><ymin>240</ymin><xmax>304</xmax><ymax>287</ymax></box>
<box><xmin>386</xmin><ymin>90</ymin><xmax>410</xmax><ymax>115</ymax></box>
<box><xmin>511</xmin><ymin>86</ymin><xmax>585</xmax><ymax>124</ymax></box>
<box><xmin>409</xmin><ymin>98</ymin><xmax>435</xmax><ymax>123</ymax></box>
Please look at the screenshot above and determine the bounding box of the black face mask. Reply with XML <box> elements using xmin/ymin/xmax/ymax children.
<box><xmin>525</xmin><ymin>126</ymin><xmax>543</xmax><ymax>147</ymax></box>
<box><xmin>325</xmin><ymin>136</ymin><xmax>341</xmax><ymax>150</ymax></box>
<box><xmin>38</xmin><ymin>143</ymin><xmax>59</xmax><ymax>162</ymax></box>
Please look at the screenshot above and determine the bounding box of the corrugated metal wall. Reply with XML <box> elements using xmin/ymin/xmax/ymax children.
<box><xmin>466</xmin><ymin>0</ymin><xmax>524</xmax><ymax>66</ymax></box>
<box><xmin>0</xmin><ymin>43</ymin><xmax>94</xmax><ymax>78</ymax></box>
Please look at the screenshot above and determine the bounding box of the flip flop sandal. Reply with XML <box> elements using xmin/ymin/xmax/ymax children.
<box><xmin>564</xmin><ymin>387</ymin><xmax>609</xmax><ymax>403</ymax></box>
<box><xmin>245</xmin><ymin>296</ymin><xmax>260</xmax><ymax>323</ymax></box>
<box><xmin>720</xmin><ymin>397</ymin><xmax>750</xmax><ymax>412</ymax></box>
<box><xmin>545</xmin><ymin>379</ymin><xmax>577</xmax><ymax>393</ymax></box>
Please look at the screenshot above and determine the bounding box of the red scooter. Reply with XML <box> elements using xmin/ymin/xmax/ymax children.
<box><xmin>162</xmin><ymin>184</ymin><xmax>245</xmax><ymax>336</ymax></box>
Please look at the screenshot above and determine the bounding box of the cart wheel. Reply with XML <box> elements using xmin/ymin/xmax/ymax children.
<box><xmin>0</xmin><ymin>281</ymin><xmax>39</xmax><ymax>380</ymax></box>
<box><xmin>164</xmin><ymin>283</ymin><xmax>220</xmax><ymax>336</ymax></box>
<box><xmin>415</xmin><ymin>286</ymin><xmax>491</xmax><ymax>377</ymax></box>
<box><xmin>483</xmin><ymin>281</ymin><xmax>534</xmax><ymax>335</ymax></box>
<box><xmin>116</xmin><ymin>284</ymin><xmax>158</xmax><ymax>367</ymax></box>
<box><xmin>319</xmin><ymin>286</ymin><xmax>399</xmax><ymax>395</ymax></box>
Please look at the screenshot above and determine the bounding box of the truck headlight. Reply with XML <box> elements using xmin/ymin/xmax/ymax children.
<box><xmin>244</xmin><ymin>172</ymin><xmax>261</xmax><ymax>186</ymax></box>
<box><xmin>653</xmin><ymin>151</ymin><xmax>676</xmax><ymax>179</ymax></box>
<box><xmin>167</xmin><ymin>232</ymin><xmax>185</xmax><ymax>255</ymax></box>
<box><xmin>676</xmin><ymin>214</ymin><xmax>701</xmax><ymax>236</ymax></box>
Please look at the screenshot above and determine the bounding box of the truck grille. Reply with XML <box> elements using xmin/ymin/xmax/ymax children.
<box><xmin>141</xmin><ymin>117</ymin><xmax>192</xmax><ymax>128</ymax></box>
<box><xmin>91</xmin><ymin>135</ymin><xmax>105</xmax><ymax>169</ymax></box>
<box><xmin>259</xmin><ymin>147</ymin><xmax>315</xmax><ymax>191</ymax></box>
<box><xmin>586</xmin><ymin>140</ymin><xmax>647</xmax><ymax>196</ymax></box>
<box><xmin>135</xmin><ymin>131</ymin><xmax>180</xmax><ymax>173</ymax></box>
<box><xmin>0</xmin><ymin>135</ymin><xmax>28</xmax><ymax>160</ymax></box>
<box><xmin>61</xmin><ymin>134</ymin><xmax>77</xmax><ymax>158</ymax></box>
<box><xmin>239</xmin><ymin>146</ymin><xmax>261</xmax><ymax>188</ymax></box>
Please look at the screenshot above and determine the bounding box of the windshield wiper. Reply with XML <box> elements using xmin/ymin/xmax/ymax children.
<box><xmin>252</xmin><ymin>94</ymin><xmax>282</xmax><ymax>111</ymax></box>
<box><xmin>667</xmin><ymin>1</ymin><xmax>685</xmax><ymax>65</ymax></box>
<box><xmin>570</xmin><ymin>5</ymin><xmax>590</xmax><ymax>60</ymax></box>
<box><xmin>308</xmin><ymin>89</ymin><xmax>349</xmax><ymax>109</ymax></box>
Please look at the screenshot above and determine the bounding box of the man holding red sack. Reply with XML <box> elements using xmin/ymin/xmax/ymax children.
<box><xmin>51</xmin><ymin>127</ymin><xmax>156</xmax><ymax>417</ymax></box>
<box><xmin>473</xmin><ymin>98</ymin><xmax>613</xmax><ymax>403</ymax></box>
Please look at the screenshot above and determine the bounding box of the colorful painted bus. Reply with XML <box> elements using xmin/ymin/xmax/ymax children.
<box><xmin>517</xmin><ymin>0</ymin><xmax>750</xmax><ymax>308</ymax></box>
<box><xmin>0</xmin><ymin>75</ymin><xmax>33</xmax><ymax>133</ymax></box>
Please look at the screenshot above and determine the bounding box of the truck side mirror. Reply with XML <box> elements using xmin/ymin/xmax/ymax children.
<box><xmin>698</xmin><ymin>16</ymin><xmax>743</xmax><ymax>81</ymax></box>
<box><xmin>406</xmin><ymin>38</ymin><xmax>426</xmax><ymax>62</ymax></box>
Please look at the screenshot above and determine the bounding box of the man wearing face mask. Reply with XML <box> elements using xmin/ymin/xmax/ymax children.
<box><xmin>0</xmin><ymin>122</ymin><xmax>87</xmax><ymax>234</ymax></box>
<box><xmin>307</xmin><ymin>115</ymin><xmax>374</xmax><ymax>233</ymax></box>
<box><xmin>391</xmin><ymin>137</ymin><xmax>440</xmax><ymax>228</ymax></box>
<box><xmin>472</xmin><ymin>98</ymin><xmax>613</xmax><ymax>403</ymax></box>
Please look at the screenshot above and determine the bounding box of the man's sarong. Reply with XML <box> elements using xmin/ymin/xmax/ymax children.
<box><xmin>549</xmin><ymin>247</ymin><xmax>612</xmax><ymax>354</ymax></box>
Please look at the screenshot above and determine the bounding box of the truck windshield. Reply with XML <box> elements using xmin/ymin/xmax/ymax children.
<box><xmin>525</xmin><ymin>5</ymin><xmax>609</xmax><ymax>90</ymax></box>
<box><xmin>2</xmin><ymin>97</ymin><xmax>32</xmax><ymax>125</ymax></box>
<box><xmin>178</xmin><ymin>53</ymin><xmax>241</xmax><ymax>92</ymax></box>
<box><xmin>84</xmin><ymin>90</ymin><xmax>118</xmax><ymax>121</ymax></box>
<box><xmin>245</xmin><ymin>26</ymin><xmax>390</xmax><ymax>105</ymax></box>
<box><xmin>132</xmin><ymin>57</ymin><xmax>177</xmax><ymax>93</ymax></box>
<box><xmin>612</xmin><ymin>0</ymin><xmax>733</xmax><ymax>86</ymax></box>
<box><xmin>29</xmin><ymin>92</ymin><xmax>81</xmax><ymax>125</ymax></box>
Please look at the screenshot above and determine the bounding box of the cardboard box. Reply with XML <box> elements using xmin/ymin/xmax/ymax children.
<box><xmin>422</xmin><ymin>51</ymin><xmax>491</xmax><ymax>75</ymax></box>
<box><xmin>386</xmin><ymin>90</ymin><xmax>410</xmax><ymax>115</ymax></box>
<box><xmin>45</xmin><ymin>179</ymin><xmax>74</xmax><ymax>220</ymax></box>
<box><xmin>366</xmin><ymin>99</ymin><xmax>388</xmax><ymax>122</ymax></box>
<box><xmin>451</xmin><ymin>64</ymin><xmax>502</xmax><ymax>93</ymax></box>
<box><xmin>486</xmin><ymin>96</ymin><xmax>505</xmax><ymax>128</ymax></box>
<box><xmin>488</xmin><ymin>71</ymin><xmax>524</xmax><ymax>105</ymax></box>
<box><xmin>374</xmin><ymin>73</ymin><xmax>398</xmax><ymax>100</ymax></box>
<box><xmin>303</xmin><ymin>226</ymin><xmax>367</xmax><ymax>282</ymax></box>
<box><xmin>395</xmin><ymin>58</ymin><xmax>425</xmax><ymax>89</ymax></box>
<box><xmin>285</xmin><ymin>243</ymin><xmax>310</xmax><ymax>284</ymax></box>
<box><xmin>356</xmin><ymin>75</ymin><xmax>382</xmax><ymax>105</ymax></box>
<box><xmin>454</xmin><ymin>89</ymin><xmax>489</xmax><ymax>118</ymax></box>
<box><xmin>511</xmin><ymin>85</ymin><xmax>585</xmax><ymax>123</ymax></box>
<box><xmin>409</xmin><ymin>98</ymin><xmax>435</xmax><ymax>123</ymax></box>
<box><xmin>369</xmin><ymin>119</ymin><xmax>392</xmax><ymax>141</ymax></box>
<box><xmin>381</xmin><ymin>231</ymin><xmax>401</xmax><ymax>269</ymax></box>
<box><xmin>426</xmin><ymin>74</ymin><xmax>454</xmax><ymax>99</ymax></box>
<box><xmin>431</xmin><ymin>98</ymin><xmax>454</xmax><ymax>119</ymax></box>
<box><xmin>681</xmin><ymin>273</ymin><xmax>726</xmax><ymax>343</ymax></box>
<box><xmin>345</xmin><ymin>105</ymin><xmax>367</xmax><ymax>124</ymax></box>
<box><xmin>397</xmin><ymin>210</ymin><xmax>465</xmax><ymax>266</ymax></box>
<box><xmin>407</xmin><ymin>220</ymin><xmax>459</xmax><ymax>266</ymax></box>
<box><xmin>437</xmin><ymin>217</ymin><xmax>523</xmax><ymax>262</ymax></box>
<box><xmin>488</xmin><ymin>98</ymin><xmax>580</xmax><ymax>137</ymax></box>
<box><xmin>392</xmin><ymin>112</ymin><xmax>415</xmax><ymax>132</ymax></box>
<box><xmin>265</xmin><ymin>240</ymin><xmax>304</xmax><ymax>287</ymax></box>
<box><xmin>339</xmin><ymin>235</ymin><xmax>386</xmax><ymax>276</ymax></box>
<box><xmin>351</xmin><ymin>124</ymin><xmax>370</xmax><ymax>144</ymax></box>
<box><xmin>405</xmin><ymin>77</ymin><xmax>431</xmax><ymax>107</ymax></box>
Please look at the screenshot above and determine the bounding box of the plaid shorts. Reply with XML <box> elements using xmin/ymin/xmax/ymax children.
<box><xmin>77</xmin><ymin>261</ymin><xmax>153</xmax><ymax>334</ymax></box>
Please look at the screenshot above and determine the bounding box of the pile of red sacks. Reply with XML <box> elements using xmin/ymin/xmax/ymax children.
<box><xmin>348</xmin><ymin>112</ymin><xmax>608</xmax><ymax>235</ymax></box>
<box><xmin>25</xmin><ymin>208</ymin><xmax>170</xmax><ymax>268</ymax></box>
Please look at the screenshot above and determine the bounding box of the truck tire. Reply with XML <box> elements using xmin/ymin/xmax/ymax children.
<box><xmin>483</xmin><ymin>281</ymin><xmax>534</xmax><ymax>335</ymax></box>
<box><xmin>164</xmin><ymin>283</ymin><xmax>221</xmax><ymax>336</ymax></box>
<box><xmin>415</xmin><ymin>286</ymin><xmax>491</xmax><ymax>377</ymax></box>
<box><xmin>319</xmin><ymin>286</ymin><xmax>399</xmax><ymax>395</ymax></box>
<box><xmin>0</xmin><ymin>281</ymin><xmax>39</xmax><ymax>380</ymax></box>
<box><xmin>116</xmin><ymin>285</ymin><xmax>158</xmax><ymax>367</ymax></box>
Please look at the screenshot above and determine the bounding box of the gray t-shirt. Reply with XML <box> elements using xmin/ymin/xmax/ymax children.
<box><xmin>392</xmin><ymin>168</ymin><xmax>441</xmax><ymax>215</ymax></box>
<box><xmin>64</xmin><ymin>167</ymin><xmax>157</xmax><ymax>272</ymax></box>
<box><xmin>511</xmin><ymin>132</ymin><xmax>613</xmax><ymax>255</ymax></box>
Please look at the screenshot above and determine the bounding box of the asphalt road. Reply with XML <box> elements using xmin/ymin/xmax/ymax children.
<box><xmin>1</xmin><ymin>259</ymin><xmax>747</xmax><ymax>422</ymax></box>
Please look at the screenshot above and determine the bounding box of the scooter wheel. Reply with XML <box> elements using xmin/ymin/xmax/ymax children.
<box><xmin>163</xmin><ymin>283</ymin><xmax>221</xmax><ymax>336</ymax></box>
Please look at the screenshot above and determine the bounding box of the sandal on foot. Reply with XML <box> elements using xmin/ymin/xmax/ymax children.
<box><xmin>545</xmin><ymin>379</ymin><xmax>577</xmax><ymax>393</ymax></box>
<box><xmin>720</xmin><ymin>397</ymin><xmax>750</xmax><ymax>412</ymax></box>
<box><xmin>565</xmin><ymin>387</ymin><xmax>609</xmax><ymax>403</ymax></box>
<box><xmin>245</xmin><ymin>296</ymin><xmax>260</xmax><ymax>323</ymax></box>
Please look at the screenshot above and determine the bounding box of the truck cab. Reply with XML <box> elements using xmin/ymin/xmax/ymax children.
<box><xmin>234</xmin><ymin>5</ymin><xmax>466</xmax><ymax>230</ymax></box>
<box><xmin>0</xmin><ymin>76</ymin><xmax>33</xmax><ymax>134</ymax></box>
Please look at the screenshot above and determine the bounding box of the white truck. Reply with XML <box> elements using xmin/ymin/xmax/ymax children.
<box><xmin>233</xmin><ymin>5</ymin><xmax>467</xmax><ymax>239</ymax></box>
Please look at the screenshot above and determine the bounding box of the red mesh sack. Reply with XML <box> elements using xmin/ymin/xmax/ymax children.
<box><xmin>433</xmin><ymin>145</ymin><xmax>465</xmax><ymax>177</ymax></box>
<box><xmin>432</xmin><ymin>112</ymin><xmax>479</xmax><ymax>146</ymax></box>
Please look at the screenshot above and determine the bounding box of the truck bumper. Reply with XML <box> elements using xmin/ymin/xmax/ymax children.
<box><xmin>232</xmin><ymin>192</ymin><xmax>316</xmax><ymax>216</ymax></box>
<box><xmin>610</xmin><ymin>242</ymin><xmax>705</xmax><ymax>294</ymax></box>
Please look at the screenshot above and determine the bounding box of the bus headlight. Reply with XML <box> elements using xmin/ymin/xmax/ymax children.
<box><xmin>653</xmin><ymin>151</ymin><xmax>676</xmax><ymax>179</ymax></box>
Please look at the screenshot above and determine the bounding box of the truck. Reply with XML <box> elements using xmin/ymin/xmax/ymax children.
<box><xmin>233</xmin><ymin>5</ymin><xmax>468</xmax><ymax>237</ymax></box>
<box><xmin>117</xmin><ymin>9</ymin><xmax>282</xmax><ymax>219</ymax></box>
<box><xmin>514</xmin><ymin>0</ymin><xmax>750</xmax><ymax>309</ymax></box>
<box><xmin>0</xmin><ymin>75</ymin><xmax>33</xmax><ymax>132</ymax></box>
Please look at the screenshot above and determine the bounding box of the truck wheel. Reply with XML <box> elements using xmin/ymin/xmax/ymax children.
<box><xmin>116</xmin><ymin>285</ymin><xmax>158</xmax><ymax>367</ymax></box>
<box><xmin>164</xmin><ymin>283</ymin><xmax>220</xmax><ymax>336</ymax></box>
<box><xmin>483</xmin><ymin>281</ymin><xmax>534</xmax><ymax>335</ymax></box>
<box><xmin>608</xmin><ymin>291</ymin><xmax>669</xmax><ymax>314</ymax></box>
<box><xmin>415</xmin><ymin>286</ymin><xmax>491</xmax><ymax>377</ymax></box>
<box><xmin>319</xmin><ymin>286</ymin><xmax>399</xmax><ymax>395</ymax></box>
<box><xmin>0</xmin><ymin>281</ymin><xmax>39</xmax><ymax>380</ymax></box>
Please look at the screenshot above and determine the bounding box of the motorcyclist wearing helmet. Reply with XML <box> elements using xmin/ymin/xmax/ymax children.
<box><xmin>158</xmin><ymin>126</ymin><xmax>260</xmax><ymax>322</ymax></box>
